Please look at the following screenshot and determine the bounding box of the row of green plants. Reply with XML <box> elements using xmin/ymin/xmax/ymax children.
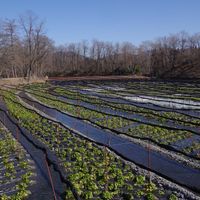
<box><xmin>2</xmin><ymin>92</ymin><xmax>180</xmax><ymax>200</ymax></box>
<box><xmin>23</xmin><ymin>83</ymin><xmax>49</xmax><ymax>90</ymax></box>
<box><xmin>52</xmin><ymin>87</ymin><xmax>200</xmax><ymax>128</ymax></box>
<box><xmin>183</xmin><ymin>141</ymin><xmax>200</xmax><ymax>158</ymax></box>
<box><xmin>94</xmin><ymin>117</ymin><xmax>198</xmax><ymax>151</ymax></box>
<box><xmin>94</xmin><ymin>117</ymin><xmax>200</xmax><ymax>159</ymax></box>
<box><xmin>23</xmin><ymin>87</ymin><xmax>200</xmax><ymax>159</ymax></box>
<box><xmin>93</xmin><ymin>81</ymin><xmax>200</xmax><ymax>102</ymax></box>
<box><xmin>126</xmin><ymin>124</ymin><xmax>192</xmax><ymax>145</ymax></box>
<box><xmin>0</xmin><ymin>123</ymin><xmax>35</xmax><ymax>200</ymax></box>
<box><xmin>84</xmin><ymin>80</ymin><xmax>200</xmax><ymax>95</ymax></box>
<box><xmin>118</xmin><ymin>81</ymin><xmax>200</xmax><ymax>93</ymax></box>
<box><xmin>117</xmin><ymin>89</ymin><xmax>200</xmax><ymax>102</ymax></box>
<box><xmin>116</xmin><ymin>88</ymin><xmax>200</xmax><ymax>104</ymax></box>
<box><xmin>25</xmin><ymin>85</ymin><xmax>199</xmax><ymax>131</ymax></box>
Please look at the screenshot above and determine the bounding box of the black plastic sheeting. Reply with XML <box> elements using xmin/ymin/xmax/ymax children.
<box><xmin>50</xmin><ymin>92</ymin><xmax>200</xmax><ymax>135</ymax></box>
<box><xmin>20</xmin><ymin>85</ymin><xmax>200</xmax><ymax>119</ymax></box>
<box><xmin>20</xmin><ymin>88</ymin><xmax>200</xmax><ymax>136</ymax></box>
<box><xmin>49</xmin><ymin>79</ymin><xmax>200</xmax><ymax>100</ymax></box>
<box><xmin>19</xmin><ymin>93</ymin><xmax>200</xmax><ymax>194</ymax></box>
<box><xmin>20</xmin><ymin>90</ymin><xmax>200</xmax><ymax>161</ymax></box>
<box><xmin>171</xmin><ymin>135</ymin><xmax>200</xmax><ymax>150</ymax></box>
<box><xmin>0</xmin><ymin>102</ymin><xmax>68</xmax><ymax>200</ymax></box>
<box><xmin>74</xmin><ymin>89</ymin><xmax>200</xmax><ymax>118</ymax></box>
<box><xmin>42</xmin><ymin>91</ymin><xmax>200</xmax><ymax>155</ymax></box>
<box><xmin>120</xmin><ymin>93</ymin><xmax>200</xmax><ymax>107</ymax></box>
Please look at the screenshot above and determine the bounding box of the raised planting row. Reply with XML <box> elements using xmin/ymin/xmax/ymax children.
<box><xmin>126</xmin><ymin>81</ymin><xmax>200</xmax><ymax>93</ymax></box>
<box><xmin>94</xmin><ymin>118</ymin><xmax>200</xmax><ymax>159</ymax></box>
<box><xmin>183</xmin><ymin>141</ymin><xmax>200</xmax><ymax>157</ymax></box>
<box><xmin>20</xmin><ymin>85</ymin><xmax>200</xmax><ymax>132</ymax></box>
<box><xmin>0</xmin><ymin>122</ymin><xmax>36</xmax><ymax>200</ymax></box>
<box><xmin>77</xmin><ymin>86</ymin><xmax>200</xmax><ymax>110</ymax></box>
<box><xmin>51</xmin><ymin>86</ymin><xmax>200</xmax><ymax>127</ymax></box>
<box><xmin>116</xmin><ymin>88</ymin><xmax>200</xmax><ymax>103</ymax></box>
<box><xmin>80</xmin><ymin>81</ymin><xmax>200</xmax><ymax>102</ymax></box>
<box><xmin>90</xmin><ymin>81</ymin><xmax>200</xmax><ymax>95</ymax></box>
<box><xmin>2</xmin><ymin>91</ymin><xmax>188</xmax><ymax>200</ymax></box>
<box><xmin>21</xmin><ymin>87</ymin><xmax>200</xmax><ymax>160</ymax></box>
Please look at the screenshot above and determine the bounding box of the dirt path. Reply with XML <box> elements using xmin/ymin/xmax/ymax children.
<box><xmin>0</xmin><ymin>77</ymin><xmax>46</xmax><ymax>85</ymax></box>
<box><xmin>48</xmin><ymin>75</ymin><xmax>149</xmax><ymax>81</ymax></box>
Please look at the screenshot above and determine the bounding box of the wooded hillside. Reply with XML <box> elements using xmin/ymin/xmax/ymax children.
<box><xmin>0</xmin><ymin>13</ymin><xmax>200</xmax><ymax>79</ymax></box>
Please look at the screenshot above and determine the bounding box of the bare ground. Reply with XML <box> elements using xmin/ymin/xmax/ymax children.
<box><xmin>48</xmin><ymin>75</ymin><xmax>150</xmax><ymax>81</ymax></box>
<box><xmin>0</xmin><ymin>77</ymin><xmax>47</xmax><ymax>86</ymax></box>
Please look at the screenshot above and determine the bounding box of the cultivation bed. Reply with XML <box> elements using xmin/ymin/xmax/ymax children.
<box><xmin>56</xmin><ymin>82</ymin><xmax>200</xmax><ymax>116</ymax></box>
<box><xmin>0</xmin><ymin>100</ymin><xmax>68</xmax><ymax>200</ymax></box>
<box><xmin>0</xmin><ymin>120</ymin><xmax>36</xmax><ymax>199</ymax></box>
<box><xmin>1</xmin><ymin>81</ymin><xmax>200</xmax><ymax>200</ymax></box>
<box><xmin>19</xmin><ymin>88</ymin><xmax>200</xmax><ymax>161</ymax></box>
<box><xmin>22</xmin><ymin>88</ymin><xmax>200</xmax><ymax>134</ymax></box>
<box><xmin>2</xmin><ymin>92</ymin><xmax>198</xmax><ymax>199</ymax></box>
<box><xmin>16</xmin><ymin>91</ymin><xmax>200</xmax><ymax>193</ymax></box>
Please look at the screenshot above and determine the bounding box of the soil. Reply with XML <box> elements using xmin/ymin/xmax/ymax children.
<box><xmin>48</xmin><ymin>75</ymin><xmax>150</xmax><ymax>81</ymax></box>
<box><xmin>0</xmin><ymin>77</ymin><xmax>47</xmax><ymax>86</ymax></box>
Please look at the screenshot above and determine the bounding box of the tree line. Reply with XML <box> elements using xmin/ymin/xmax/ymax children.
<box><xmin>0</xmin><ymin>13</ymin><xmax>200</xmax><ymax>79</ymax></box>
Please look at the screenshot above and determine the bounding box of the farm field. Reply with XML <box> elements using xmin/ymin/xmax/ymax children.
<box><xmin>0</xmin><ymin>80</ymin><xmax>200</xmax><ymax>200</ymax></box>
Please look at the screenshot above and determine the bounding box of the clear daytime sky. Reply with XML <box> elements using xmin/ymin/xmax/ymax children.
<box><xmin>0</xmin><ymin>0</ymin><xmax>199</xmax><ymax>45</ymax></box>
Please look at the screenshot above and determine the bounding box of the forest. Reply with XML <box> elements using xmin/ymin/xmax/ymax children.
<box><xmin>0</xmin><ymin>13</ymin><xmax>200</xmax><ymax>79</ymax></box>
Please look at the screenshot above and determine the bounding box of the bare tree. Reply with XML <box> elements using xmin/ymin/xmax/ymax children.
<box><xmin>0</xmin><ymin>13</ymin><xmax>200</xmax><ymax>79</ymax></box>
<box><xmin>20</xmin><ymin>12</ymin><xmax>50</xmax><ymax>80</ymax></box>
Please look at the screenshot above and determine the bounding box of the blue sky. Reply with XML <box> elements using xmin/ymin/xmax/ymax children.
<box><xmin>0</xmin><ymin>0</ymin><xmax>199</xmax><ymax>45</ymax></box>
